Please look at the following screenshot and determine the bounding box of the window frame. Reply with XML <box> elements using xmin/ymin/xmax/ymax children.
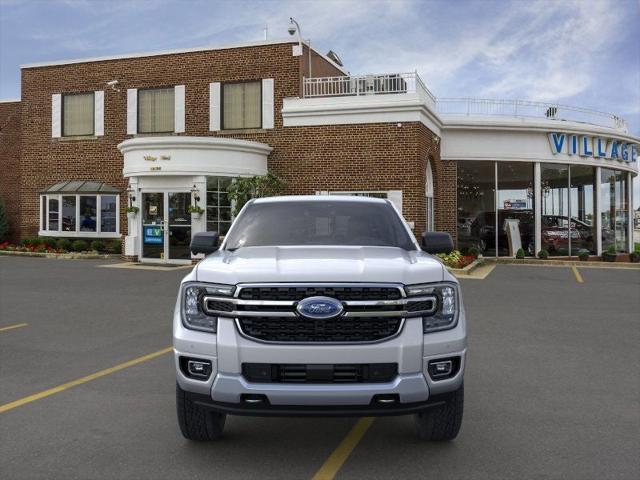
<box><xmin>39</xmin><ymin>193</ymin><xmax>120</xmax><ymax>238</ymax></box>
<box><xmin>206</xmin><ymin>176</ymin><xmax>235</xmax><ymax>235</ymax></box>
<box><xmin>221</xmin><ymin>80</ymin><xmax>263</xmax><ymax>130</ymax></box>
<box><xmin>61</xmin><ymin>91</ymin><xmax>95</xmax><ymax>137</ymax></box>
<box><xmin>136</xmin><ymin>86</ymin><xmax>176</xmax><ymax>134</ymax></box>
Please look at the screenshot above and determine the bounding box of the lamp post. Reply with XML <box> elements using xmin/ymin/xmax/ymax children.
<box><xmin>288</xmin><ymin>17</ymin><xmax>312</xmax><ymax>78</ymax></box>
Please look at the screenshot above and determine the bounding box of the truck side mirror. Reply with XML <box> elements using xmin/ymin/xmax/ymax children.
<box><xmin>190</xmin><ymin>232</ymin><xmax>220</xmax><ymax>255</ymax></box>
<box><xmin>421</xmin><ymin>231</ymin><xmax>454</xmax><ymax>254</ymax></box>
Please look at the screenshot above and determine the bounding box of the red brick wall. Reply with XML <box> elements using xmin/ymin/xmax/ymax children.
<box><xmin>0</xmin><ymin>101</ymin><xmax>21</xmax><ymax>241</ymax></box>
<box><xmin>16</xmin><ymin>41</ymin><xmax>446</xmax><ymax>242</ymax></box>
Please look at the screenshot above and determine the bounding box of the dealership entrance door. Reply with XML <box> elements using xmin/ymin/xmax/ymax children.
<box><xmin>141</xmin><ymin>192</ymin><xmax>192</xmax><ymax>263</ymax></box>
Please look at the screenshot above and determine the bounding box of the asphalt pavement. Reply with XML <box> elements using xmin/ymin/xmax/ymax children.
<box><xmin>0</xmin><ymin>257</ymin><xmax>638</xmax><ymax>479</ymax></box>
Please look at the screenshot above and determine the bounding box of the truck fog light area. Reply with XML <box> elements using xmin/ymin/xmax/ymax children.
<box><xmin>180</xmin><ymin>357</ymin><xmax>213</xmax><ymax>380</ymax></box>
<box><xmin>427</xmin><ymin>357</ymin><xmax>460</xmax><ymax>380</ymax></box>
<box><xmin>422</xmin><ymin>315</ymin><xmax>455</xmax><ymax>332</ymax></box>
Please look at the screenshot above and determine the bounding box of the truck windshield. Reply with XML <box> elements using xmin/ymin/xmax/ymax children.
<box><xmin>224</xmin><ymin>201</ymin><xmax>416</xmax><ymax>250</ymax></box>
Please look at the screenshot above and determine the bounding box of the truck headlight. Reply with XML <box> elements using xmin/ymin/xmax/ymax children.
<box><xmin>181</xmin><ymin>282</ymin><xmax>234</xmax><ymax>333</ymax></box>
<box><xmin>405</xmin><ymin>283</ymin><xmax>459</xmax><ymax>333</ymax></box>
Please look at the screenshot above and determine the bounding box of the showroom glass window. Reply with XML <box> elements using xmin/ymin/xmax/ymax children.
<box><xmin>138</xmin><ymin>87</ymin><xmax>175</xmax><ymax>133</ymax></box>
<box><xmin>601</xmin><ymin>169</ymin><xmax>629</xmax><ymax>253</ymax></box>
<box><xmin>497</xmin><ymin>162</ymin><xmax>534</xmax><ymax>256</ymax></box>
<box><xmin>62</xmin><ymin>196</ymin><xmax>76</xmax><ymax>232</ymax></box>
<box><xmin>80</xmin><ymin>196</ymin><xmax>97</xmax><ymax>232</ymax></box>
<box><xmin>569</xmin><ymin>165</ymin><xmax>596</xmax><ymax>254</ymax></box>
<box><xmin>100</xmin><ymin>195</ymin><xmax>118</xmax><ymax>233</ymax></box>
<box><xmin>48</xmin><ymin>197</ymin><xmax>59</xmax><ymax>231</ymax></box>
<box><xmin>62</xmin><ymin>92</ymin><xmax>94</xmax><ymax>136</ymax></box>
<box><xmin>541</xmin><ymin>164</ymin><xmax>570</xmax><ymax>256</ymax></box>
<box><xmin>206</xmin><ymin>177</ymin><xmax>234</xmax><ymax>235</ymax></box>
<box><xmin>457</xmin><ymin>161</ymin><xmax>496</xmax><ymax>256</ymax></box>
<box><xmin>222</xmin><ymin>81</ymin><xmax>261</xmax><ymax>130</ymax></box>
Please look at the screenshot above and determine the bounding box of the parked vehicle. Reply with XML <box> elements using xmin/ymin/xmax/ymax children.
<box><xmin>174</xmin><ymin>196</ymin><xmax>466</xmax><ymax>441</ymax></box>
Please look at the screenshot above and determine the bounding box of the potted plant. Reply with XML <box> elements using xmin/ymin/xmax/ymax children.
<box><xmin>603</xmin><ymin>245</ymin><xmax>617</xmax><ymax>262</ymax></box>
<box><xmin>578</xmin><ymin>251</ymin><xmax>590</xmax><ymax>262</ymax></box>
<box><xmin>126</xmin><ymin>206</ymin><xmax>139</xmax><ymax>220</ymax></box>
<box><xmin>187</xmin><ymin>205</ymin><xmax>205</xmax><ymax>219</ymax></box>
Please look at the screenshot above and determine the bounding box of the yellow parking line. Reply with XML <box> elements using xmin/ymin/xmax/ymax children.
<box><xmin>0</xmin><ymin>323</ymin><xmax>28</xmax><ymax>333</ymax></box>
<box><xmin>571</xmin><ymin>265</ymin><xmax>584</xmax><ymax>283</ymax></box>
<box><xmin>311</xmin><ymin>417</ymin><xmax>375</xmax><ymax>480</ymax></box>
<box><xmin>0</xmin><ymin>346</ymin><xmax>172</xmax><ymax>414</ymax></box>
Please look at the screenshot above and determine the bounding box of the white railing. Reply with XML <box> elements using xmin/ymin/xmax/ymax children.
<box><xmin>303</xmin><ymin>72</ymin><xmax>436</xmax><ymax>103</ymax></box>
<box><xmin>436</xmin><ymin>98</ymin><xmax>628</xmax><ymax>131</ymax></box>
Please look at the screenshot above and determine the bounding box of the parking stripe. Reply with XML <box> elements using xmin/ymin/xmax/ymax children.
<box><xmin>311</xmin><ymin>417</ymin><xmax>374</xmax><ymax>480</ymax></box>
<box><xmin>0</xmin><ymin>322</ymin><xmax>28</xmax><ymax>333</ymax></box>
<box><xmin>0</xmin><ymin>346</ymin><xmax>172</xmax><ymax>414</ymax></box>
<box><xmin>571</xmin><ymin>266</ymin><xmax>584</xmax><ymax>283</ymax></box>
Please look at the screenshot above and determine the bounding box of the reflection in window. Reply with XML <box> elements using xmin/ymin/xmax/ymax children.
<box><xmin>48</xmin><ymin>197</ymin><xmax>59</xmax><ymax>231</ymax></box>
<box><xmin>601</xmin><ymin>169</ymin><xmax>628</xmax><ymax>253</ymax></box>
<box><xmin>62</xmin><ymin>196</ymin><xmax>76</xmax><ymax>232</ymax></box>
<box><xmin>80</xmin><ymin>196</ymin><xmax>97</xmax><ymax>232</ymax></box>
<box><xmin>101</xmin><ymin>195</ymin><xmax>117</xmax><ymax>233</ymax></box>
<box><xmin>207</xmin><ymin>177</ymin><xmax>234</xmax><ymax>235</ymax></box>
<box><xmin>457</xmin><ymin>161</ymin><xmax>495</xmax><ymax>256</ymax></box>
<box><xmin>569</xmin><ymin>166</ymin><xmax>596</xmax><ymax>254</ymax></box>
<box><xmin>541</xmin><ymin>164</ymin><xmax>569</xmax><ymax>256</ymax></box>
<box><xmin>497</xmin><ymin>162</ymin><xmax>534</xmax><ymax>256</ymax></box>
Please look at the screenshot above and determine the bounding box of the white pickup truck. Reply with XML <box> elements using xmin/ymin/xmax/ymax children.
<box><xmin>173</xmin><ymin>196</ymin><xmax>466</xmax><ymax>441</ymax></box>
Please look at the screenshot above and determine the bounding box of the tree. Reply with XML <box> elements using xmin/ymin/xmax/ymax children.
<box><xmin>0</xmin><ymin>197</ymin><xmax>9</xmax><ymax>242</ymax></box>
<box><xmin>227</xmin><ymin>172</ymin><xmax>286</xmax><ymax>216</ymax></box>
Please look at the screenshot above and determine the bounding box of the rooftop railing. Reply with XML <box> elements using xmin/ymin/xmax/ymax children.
<box><xmin>436</xmin><ymin>98</ymin><xmax>628</xmax><ymax>131</ymax></box>
<box><xmin>301</xmin><ymin>74</ymin><xmax>627</xmax><ymax>131</ymax></box>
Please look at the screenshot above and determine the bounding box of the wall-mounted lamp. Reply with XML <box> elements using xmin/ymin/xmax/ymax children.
<box><xmin>191</xmin><ymin>185</ymin><xmax>201</xmax><ymax>204</ymax></box>
<box><xmin>126</xmin><ymin>187</ymin><xmax>136</xmax><ymax>206</ymax></box>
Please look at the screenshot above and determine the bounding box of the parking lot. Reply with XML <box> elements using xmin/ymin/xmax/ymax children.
<box><xmin>1</xmin><ymin>256</ymin><xmax>638</xmax><ymax>479</ymax></box>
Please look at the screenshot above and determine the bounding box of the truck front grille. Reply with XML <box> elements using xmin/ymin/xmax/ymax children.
<box><xmin>201</xmin><ymin>283</ymin><xmax>438</xmax><ymax>344</ymax></box>
<box><xmin>242</xmin><ymin>363</ymin><xmax>398</xmax><ymax>383</ymax></box>
<box><xmin>237</xmin><ymin>316</ymin><xmax>402</xmax><ymax>343</ymax></box>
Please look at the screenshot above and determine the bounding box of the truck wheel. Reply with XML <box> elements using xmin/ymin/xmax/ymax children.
<box><xmin>176</xmin><ymin>383</ymin><xmax>226</xmax><ymax>441</ymax></box>
<box><xmin>414</xmin><ymin>384</ymin><xmax>464</xmax><ymax>441</ymax></box>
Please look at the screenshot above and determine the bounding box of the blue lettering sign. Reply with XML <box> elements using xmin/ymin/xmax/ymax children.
<box><xmin>620</xmin><ymin>143</ymin><xmax>628</xmax><ymax>161</ymax></box>
<box><xmin>548</xmin><ymin>133</ymin><xmax>565</xmax><ymax>154</ymax></box>
<box><xmin>144</xmin><ymin>226</ymin><xmax>163</xmax><ymax>245</ymax></box>
<box><xmin>596</xmin><ymin>138</ymin><xmax>607</xmax><ymax>157</ymax></box>
<box><xmin>632</xmin><ymin>144</ymin><xmax>638</xmax><ymax>162</ymax></box>
<box><xmin>570</xmin><ymin>135</ymin><xmax>578</xmax><ymax>155</ymax></box>
<box><xmin>580</xmin><ymin>136</ymin><xmax>593</xmax><ymax>156</ymax></box>
<box><xmin>610</xmin><ymin>141</ymin><xmax>619</xmax><ymax>159</ymax></box>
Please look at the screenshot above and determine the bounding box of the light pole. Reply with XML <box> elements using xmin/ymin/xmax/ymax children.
<box><xmin>288</xmin><ymin>17</ymin><xmax>311</xmax><ymax>78</ymax></box>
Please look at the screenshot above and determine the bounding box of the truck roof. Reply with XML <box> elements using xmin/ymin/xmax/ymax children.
<box><xmin>251</xmin><ymin>195</ymin><xmax>388</xmax><ymax>204</ymax></box>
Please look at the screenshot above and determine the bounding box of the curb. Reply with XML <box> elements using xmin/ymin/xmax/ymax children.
<box><xmin>447</xmin><ymin>258</ymin><xmax>484</xmax><ymax>275</ymax></box>
<box><xmin>490</xmin><ymin>257</ymin><xmax>640</xmax><ymax>269</ymax></box>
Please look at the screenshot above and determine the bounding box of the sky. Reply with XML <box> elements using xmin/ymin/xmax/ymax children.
<box><xmin>1</xmin><ymin>0</ymin><xmax>639</xmax><ymax>203</ymax></box>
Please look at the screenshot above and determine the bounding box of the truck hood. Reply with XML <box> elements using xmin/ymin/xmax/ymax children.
<box><xmin>195</xmin><ymin>246</ymin><xmax>445</xmax><ymax>285</ymax></box>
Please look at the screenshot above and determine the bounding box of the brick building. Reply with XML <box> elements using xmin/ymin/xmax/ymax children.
<box><xmin>0</xmin><ymin>38</ymin><xmax>637</xmax><ymax>262</ymax></box>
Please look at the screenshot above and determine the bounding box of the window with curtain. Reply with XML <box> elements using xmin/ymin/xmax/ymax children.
<box><xmin>62</xmin><ymin>92</ymin><xmax>94</xmax><ymax>136</ymax></box>
<box><xmin>138</xmin><ymin>88</ymin><xmax>175</xmax><ymax>133</ymax></box>
<box><xmin>222</xmin><ymin>81</ymin><xmax>261</xmax><ymax>129</ymax></box>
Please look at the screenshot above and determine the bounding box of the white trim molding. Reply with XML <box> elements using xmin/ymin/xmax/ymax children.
<box><xmin>174</xmin><ymin>85</ymin><xmax>186</xmax><ymax>133</ymax></box>
<box><xmin>262</xmin><ymin>78</ymin><xmax>275</xmax><ymax>129</ymax></box>
<box><xmin>126</xmin><ymin>88</ymin><xmax>137</xmax><ymax>135</ymax></box>
<box><xmin>94</xmin><ymin>90</ymin><xmax>104</xmax><ymax>136</ymax></box>
<box><xmin>51</xmin><ymin>94</ymin><xmax>61</xmax><ymax>138</ymax></box>
<box><xmin>209</xmin><ymin>82</ymin><xmax>221</xmax><ymax>131</ymax></box>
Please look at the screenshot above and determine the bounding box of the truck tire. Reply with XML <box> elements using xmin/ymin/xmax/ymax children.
<box><xmin>414</xmin><ymin>384</ymin><xmax>464</xmax><ymax>441</ymax></box>
<box><xmin>176</xmin><ymin>383</ymin><xmax>226</xmax><ymax>441</ymax></box>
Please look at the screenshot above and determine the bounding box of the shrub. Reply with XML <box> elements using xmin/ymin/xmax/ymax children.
<box><xmin>0</xmin><ymin>197</ymin><xmax>9</xmax><ymax>242</ymax></box>
<box><xmin>630</xmin><ymin>252</ymin><xmax>640</xmax><ymax>263</ymax></box>
<box><xmin>38</xmin><ymin>237</ymin><xmax>57</xmax><ymax>249</ymax></box>
<box><xmin>107</xmin><ymin>240</ymin><xmax>121</xmax><ymax>254</ymax></box>
<box><xmin>227</xmin><ymin>172</ymin><xmax>286</xmax><ymax>215</ymax></box>
<box><xmin>468</xmin><ymin>246</ymin><xmax>480</xmax><ymax>258</ymax></box>
<box><xmin>21</xmin><ymin>237</ymin><xmax>36</xmax><ymax>247</ymax></box>
<box><xmin>90</xmin><ymin>240</ymin><xmax>106</xmax><ymax>252</ymax></box>
<box><xmin>71</xmin><ymin>240</ymin><xmax>88</xmax><ymax>252</ymax></box>
<box><xmin>537</xmin><ymin>249</ymin><xmax>549</xmax><ymax>260</ymax></box>
<box><xmin>57</xmin><ymin>238</ymin><xmax>72</xmax><ymax>251</ymax></box>
<box><xmin>515</xmin><ymin>248</ymin><xmax>525</xmax><ymax>259</ymax></box>
<box><xmin>606</xmin><ymin>244</ymin><xmax>617</xmax><ymax>255</ymax></box>
<box><xmin>578</xmin><ymin>251</ymin><xmax>589</xmax><ymax>261</ymax></box>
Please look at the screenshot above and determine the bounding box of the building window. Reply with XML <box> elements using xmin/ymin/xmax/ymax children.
<box><xmin>497</xmin><ymin>162</ymin><xmax>534</xmax><ymax>256</ymax></box>
<box><xmin>39</xmin><ymin>194</ymin><xmax>120</xmax><ymax>237</ymax></box>
<box><xmin>222</xmin><ymin>81</ymin><xmax>261</xmax><ymax>129</ymax></box>
<box><xmin>138</xmin><ymin>88</ymin><xmax>175</xmax><ymax>133</ymax></box>
<box><xmin>62</xmin><ymin>92</ymin><xmax>94</xmax><ymax>136</ymax></box>
<box><xmin>206</xmin><ymin>177</ymin><xmax>234</xmax><ymax>235</ymax></box>
<box><xmin>601</xmin><ymin>168</ymin><xmax>629</xmax><ymax>253</ymax></box>
<box><xmin>457</xmin><ymin>161</ymin><xmax>496</xmax><ymax>256</ymax></box>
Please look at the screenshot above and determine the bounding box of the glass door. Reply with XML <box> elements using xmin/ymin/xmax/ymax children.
<box><xmin>141</xmin><ymin>192</ymin><xmax>192</xmax><ymax>263</ymax></box>
<box><xmin>168</xmin><ymin>192</ymin><xmax>192</xmax><ymax>261</ymax></box>
<box><xmin>141</xmin><ymin>192</ymin><xmax>165</xmax><ymax>260</ymax></box>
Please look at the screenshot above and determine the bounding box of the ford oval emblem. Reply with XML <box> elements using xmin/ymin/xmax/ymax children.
<box><xmin>296</xmin><ymin>296</ymin><xmax>344</xmax><ymax>320</ymax></box>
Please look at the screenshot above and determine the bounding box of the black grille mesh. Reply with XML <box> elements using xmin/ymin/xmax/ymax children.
<box><xmin>238</xmin><ymin>286</ymin><xmax>402</xmax><ymax>301</ymax></box>
<box><xmin>238</xmin><ymin>316</ymin><xmax>402</xmax><ymax>342</ymax></box>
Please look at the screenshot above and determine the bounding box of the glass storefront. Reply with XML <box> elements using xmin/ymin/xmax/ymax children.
<box><xmin>458</xmin><ymin>161</ymin><xmax>629</xmax><ymax>257</ymax></box>
<box><xmin>601</xmin><ymin>169</ymin><xmax>629</xmax><ymax>253</ymax></box>
<box><xmin>206</xmin><ymin>176</ymin><xmax>234</xmax><ymax>235</ymax></box>
<box><xmin>497</xmin><ymin>162</ymin><xmax>534</xmax><ymax>256</ymax></box>
<box><xmin>457</xmin><ymin>161</ymin><xmax>496</xmax><ymax>256</ymax></box>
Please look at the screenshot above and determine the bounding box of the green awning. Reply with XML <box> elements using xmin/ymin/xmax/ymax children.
<box><xmin>41</xmin><ymin>181</ymin><xmax>120</xmax><ymax>194</ymax></box>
